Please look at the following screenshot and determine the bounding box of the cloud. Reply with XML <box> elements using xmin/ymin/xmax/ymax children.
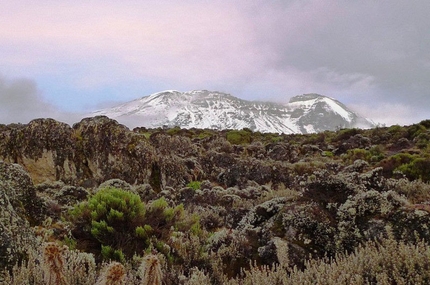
<box><xmin>349</xmin><ymin>102</ymin><xmax>425</xmax><ymax>127</ymax></box>
<box><xmin>0</xmin><ymin>1</ymin><xmax>428</xmax><ymax>125</ymax></box>
<box><xmin>0</xmin><ymin>75</ymin><xmax>81</xmax><ymax>125</ymax></box>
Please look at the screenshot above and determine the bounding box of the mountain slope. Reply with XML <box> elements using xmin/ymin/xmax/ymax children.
<box><xmin>92</xmin><ymin>90</ymin><xmax>375</xmax><ymax>134</ymax></box>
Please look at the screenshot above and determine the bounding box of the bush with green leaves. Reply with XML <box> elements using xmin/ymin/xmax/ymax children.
<box><xmin>396</xmin><ymin>157</ymin><xmax>430</xmax><ymax>182</ymax></box>
<box><xmin>69</xmin><ymin>187</ymin><xmax>149</xmax><ymax>260</ymax></box>
<box><xmin>343</xmin><ymin>148</ymin><xmax>372</xmax><ymax>163</ymax></box>
<box><xmin>226</xmin><ymin>129</ymin><xmax>252</xmax><ymax>145</ymax></box>
<box><xmin>69</xmin><ymin>188</ymin><xmax>203</xmax><ymax>266</ymax></box>
<box><xmin>379</xmin><ymin>153</ymin><xmax>417</xmax><ymax>177</ymax></box>
<box><xmin>186</xmin><ymin>181</ymin><xmax>201</xmax><ymax>190</ymax></box>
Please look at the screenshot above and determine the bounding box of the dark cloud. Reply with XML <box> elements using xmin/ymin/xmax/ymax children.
<box><xmin>241</xmin><ymin>0</ymin><xmax>430</xmax><ymax>123</ymax></box>
<box><xmin>0</xmin><ymin>75</ymin><xmax>81</xmax><ymax>125</ymax></box>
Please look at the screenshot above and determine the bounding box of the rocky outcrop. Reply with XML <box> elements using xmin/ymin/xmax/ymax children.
<box><xmin>0</xmin><ymin>118</ymin><xmax>75</xmax><ymax>184</ymax></box>
<box><xmin>0</xmin><ymin>117</ymin><xmax>158</xmax><ymax>188</ymax></box>
<box><xmin>0</xmin><ymin>162</ymin><xmax>39</xmax><ymax>270</ymax></box>
<box><xmin>0</xmin><ymin>116</ymin><xmax>297</xmax><ymax>190</ymax></box>
<box><xmin>72</xmin><ymin>116</ymin><xmax>157</xmax><ymax>187</ymax></box>
<box><xmin>0</xmin><ymin>161</ymin><xmax>45</xmax><ymax>223</ymax></box>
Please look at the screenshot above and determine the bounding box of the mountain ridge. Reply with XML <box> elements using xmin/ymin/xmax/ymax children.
<box><xmin>92</xmin><ymin>90</ymin><xmax>375</xmax><ymax>133</ymax></box>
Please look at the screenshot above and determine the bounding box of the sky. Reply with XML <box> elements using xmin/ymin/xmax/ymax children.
<box><xmin>0</xmin><ymin>0</ymin><xmax>429</xmax><ymax>126</ymax></box>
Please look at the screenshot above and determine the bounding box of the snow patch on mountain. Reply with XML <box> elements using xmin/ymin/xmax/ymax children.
<box><xmin>91</xmin><ymin>90</ymin><xmax>375</xmax><ymax>134</ymax></box>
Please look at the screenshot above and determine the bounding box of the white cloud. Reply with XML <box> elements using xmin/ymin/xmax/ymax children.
<box><xmin>349</xmin><ymin>102</ymin><xmax>424</xmax><ymax>127</ymax></box>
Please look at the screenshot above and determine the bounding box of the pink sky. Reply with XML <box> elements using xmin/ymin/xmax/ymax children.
<box><xmin>1</xmin><ymin>0</ymin><xmax>429</xmax><ymax>126</ymax></box>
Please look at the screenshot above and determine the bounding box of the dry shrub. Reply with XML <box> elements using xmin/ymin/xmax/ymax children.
<box><xmin>224</xmin><ymin>235</ymin><xmax>430</xmax><ymax>285</ymax></box>
<box><xmin>3</xmin><ymin>243</ymin><xmax>96</xmax><ymax>285</ymax></box>
<box><xmin>387</xmin><ymin>178</ymin><xmax>430</xmax><ymax>204</ymax></box>
<box><xmin>139</xmin><ymin>254</ymin><xmax>163</xmax><ymax>285</ymax></box>
<box><xmin>96</xmin><ymin>262</ymin><xmax>126</xmax><ymax>285</ymax></box>
<box><xmin>185</xmin><ymin>267</ymin><xmax>211</xmax><ymax>285</ymax></box>
<box><xmin>42</xmin><ymin>242</ymin><xmax>67</xmax><ymax>285</ymax></box>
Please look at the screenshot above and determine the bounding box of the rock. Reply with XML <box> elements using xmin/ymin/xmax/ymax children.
<box><xmin>55</xmin><ymin>185</ymin><xmax>89</xmax><ymax>206</ymax></box>
<box><xmin>238</xmin><ymin>197</ymin><xmax>287</xmax><ymax>231</ymax></box>
<box><xmin>0</xmin><ymin>161</ymin><xmax>45</xmax><ymax>224</ymax></box>
<box><xmin>134</xmin><ymin>183</ymin><xmax>157</xmax><ymax>202</ymax></box>
<box><xmin>0</xmin><ymin>163</ymin><xmax>39</xmax><ymax>271</ymax></box>
<box><xmin>97</xmin><ymin>178</ymin><xmax>134</xmax><ymax>193</ymax></box>
<box><xmin>0</xmin><ymin>119</ymin><xmax>75</xmax><ymax>184</ymax></box>
<box><xmin>73</xmin><ymin>116</ymin><xmax>157</xmax><ymax>187</ymax></box>
<box><xmin>0</xmin><ymin>117</ymin><xmax>158</xmax><ymax>188</ymax></box>
<box><xmin>335</xmin><ymin>134</ymin><xmax>371</xmax><ymax>154</ymax></box>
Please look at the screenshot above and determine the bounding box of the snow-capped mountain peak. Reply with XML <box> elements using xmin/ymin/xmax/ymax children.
<box><xmin>91</xmin><ymin>90</ymin><xmax>375</xmax><ymax>134</ymax></box>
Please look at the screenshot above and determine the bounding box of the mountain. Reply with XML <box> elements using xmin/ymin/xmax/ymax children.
<box><xmin>92</xmin><ymin>90</ymin><xmax>375</xmax><ymax>134</ymax></box>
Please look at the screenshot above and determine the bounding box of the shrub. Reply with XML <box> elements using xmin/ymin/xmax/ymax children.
<box><xmin>101</xmin><ymin>246</ymin><xmax>126</xmax><ymax>263</ymax></box>
<box><xmin>96</xmin><ymin>262</ymin><xmax>126</xmax><ymax>285</ymax></box>
<box><xmin>187</xmin><ymin>181</ymin><xmax>201</xmax><ymax>190</ymax></box>
<box><xmin>139</xmin><ymin>254</ymin><xmax>163</xmax><ymax>285</ymax></box>
<box><xmin>292</xmin><ymin>161</ymin><xmax>325</xmax><ymax>176</ymax></box>
<box><xmin>414</xmin><ymin>132</ymin><xmax>430</xmax><ymax>149</ymax></box>
<box><xmin>379</xmin><ymin>153</ymin><xmax>417</xmax><ymax>177</ymax></box>
<box><xmin>223</xmin><ymin>237</ymin><xmax>430</xmax><ymax>285</ymax></box>
<box><xmin>406</xmin><ymin>123</ymin><xmax>427</xmax><ymax>140</ymax></box>
<box><xmin>226</xmin><ymin>130</ymin><xmax>252</xmax><ymax>145</ymax></box>
<box><xmin>396</xmin><ymin>157</ymin><xmax>430</xmax><ymax>182</ymax></box>
<box><xmin>3</xmin><ymin>244</ymin><xmax>97</xmax><ymax>285</ymax></box>
<box><xmin>343</xmin><ymin>148</ymin><xmax>371</xmax><ymax>163</ymax></box>
<box><xmin>69</xmin><ymin>187</ymin><xmax>149</xmax><ymax>259</ymax></box>
<box><xmin>144</xmin><ymin>197</ymin><xmax>187</xmax><ymax>239</ymax></box>
<box><xmin>42</xmin><ymin>242</ymin><xmax>67</xmax><ymax>285</ymax></box>
<box><xmin>321</xmin><ymin>150</ymin><xmax>334</xmax><ymax>157</ymax></box>
<box><xmin>333</xmin><ymin>128</ymin><xmax>360</xmax><ymax>142</ymax></box>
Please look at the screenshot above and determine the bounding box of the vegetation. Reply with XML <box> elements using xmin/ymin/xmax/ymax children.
<box><xmin>1</xmin><ymin>118</ymin><xmax>430</xmax><ymax>284</ymax></box>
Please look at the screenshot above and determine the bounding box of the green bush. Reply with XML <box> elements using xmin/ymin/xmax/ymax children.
<box><xmin>226</xmin><ymin>130</ymin><xmax>252</xmax><ymax>145</ymax></box>
<box><xmin>333</xmin><ymin>128</ymin><xmax>360</xmax><ymax>142</ymax></box>
<box><xmin>379</xmin><ymin>153</ymin><xmax>417</xmax><ymax>177</ymax></box>
<box><xmin>396</xmin><ymin>157</ymin><xmax>430</xmax><ymax>182</ymax></box>
<box><xmin>387</xmin><ymin>124</ymin><xmax>407</xmax><ymax>141</ymax></box>
<box><xmin>101</xmin><ymin>245</ymin><xmax>125</xmax><ymax>263</ymax></box>
<box><xmin>70</xmin><ymin>187</ymin><xmax>149</xmax><ymax>259</ymax></box>
<box><xmin>343</xmin><ymin>148</ymin><xmax>371</xmax><ymax>163</ymax></box>
<box><xmin>187</xmin><ymin>181</ymin><xmax>201</xmax><ymax>190</ymax></box>
<box><xmin>406</xmin><ymin>123</ymin><xmax>427</xmax><ymax>140</ymax></box>
<box><xmin>166</xmin><ymin>126</ymin><xmax>182</xmax><ymax>135</ymax></box>
<box><xmin>144</xmin><ymin>197</ymin><xmax>187</xmax><ymax>239</ymax></box>
<box><xmin>322</xmin><ymin>151</ymin><xmax>334</xmax><ymax>157</ymax></box>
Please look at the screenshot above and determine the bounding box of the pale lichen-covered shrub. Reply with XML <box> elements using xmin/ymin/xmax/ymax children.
<box><xmin>96</xmin><ymin>262</ymin><xmax>126</xmax><ymax>285</ymax></box>
<box><xmin>223</xmin><ymin>236</ymin><xmax>430</xmax><ymax>285</ymax></box>
<box><xmin>389</xmin><ymin>206</ymin><xmax>430</xmax><ymax>243</ymax></box>
<box><xmin>63</xmin><ymin>248</ymin><xmax>97</xmax><ymax>285</ymax></box>
<box><xmin>2</xmin><ymin>247</ymin><xmax>44</xmax><ymax>284</ymax></box>
<box><xmin>336</xmin><ymin>190</ymin><xmax>396</xmax><ymax>251</ymax></box>
<box><xmin>206</xmin><ymin>228</ymin><xmax>258</xmax><ymax>278</ymax></box>
<box><xmin>3</xmin><ymin>243</ymin><xmax>97</xmax><ymax>285</ymax></box>
<box><xmin>184</xmin><ymin>267</ymin><xmax>211</xmax><ymax>285</ymax></box>
<box><xmin>387</xmin><ymin>178</ymin><xmax>430</xmax><ymax>203</ymax></box>
<box><xmin>168</xmin><ymin>230</ymin><xmax>209</xmax><ymax>276</ymax></box>
<box><xmin>280</xmin><ymin>201</ymin><xmax>337</xmax><ymax>260</ymax></box>
<box><xmin>138</xmin><ymin>254</ymin><xmax>162</xmax><ymax>285</ymax></box>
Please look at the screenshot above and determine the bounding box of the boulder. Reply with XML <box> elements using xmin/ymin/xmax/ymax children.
<box><xmin>0</xmin><ymin>162</ymin><xmax>39</xmax><ymax>270</ymax></box>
